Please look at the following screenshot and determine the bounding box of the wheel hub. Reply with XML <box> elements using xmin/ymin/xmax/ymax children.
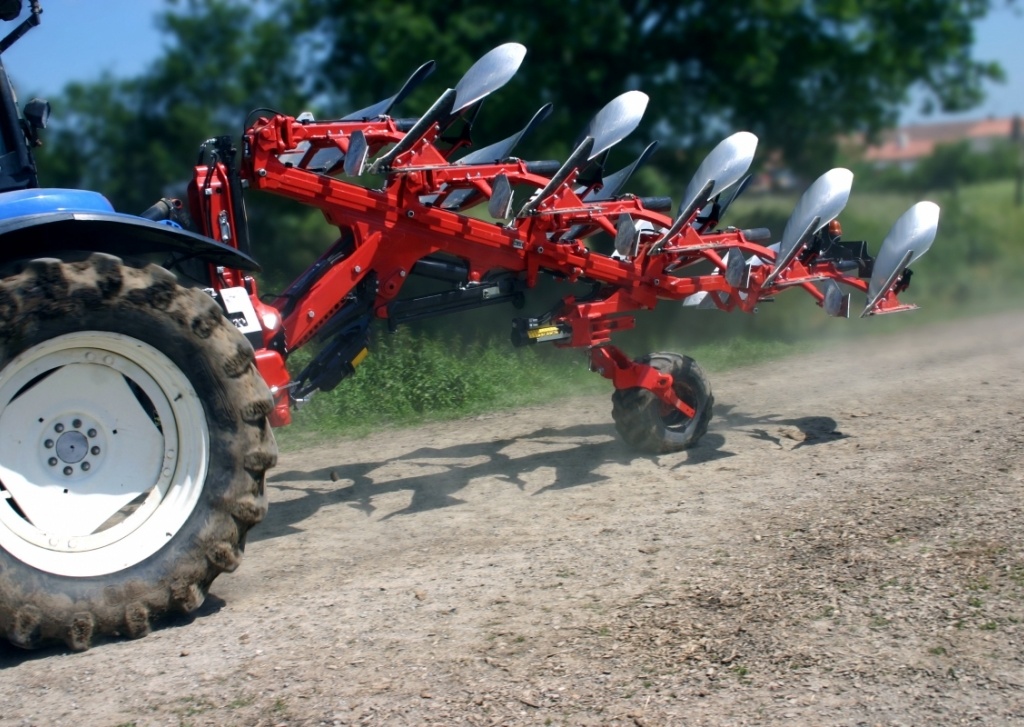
<box><xmin>56</xmin><ymin>430</ymin><xmax>87</xmax><ymax>463</ymax></box>
<box><xmin>41</xmin><ymin>416</ymin><xmax>105</xmax><ymax>478</ymax></box>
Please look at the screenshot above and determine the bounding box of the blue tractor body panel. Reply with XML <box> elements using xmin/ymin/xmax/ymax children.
<box><xmin>0</xmin><ymin>188</ymin><xmax>116</xmax><ymax>218</ymax></box>
<box><xmin>0</xmin><ymin>188</ymin><xmax>260</xmax><ymax>271</ymax></box>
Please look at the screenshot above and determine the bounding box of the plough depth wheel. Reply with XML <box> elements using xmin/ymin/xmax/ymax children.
<box><xmin>611</xmin><ymin>353</ymin><xmax>713</xmax><ymax>454</ymax></box>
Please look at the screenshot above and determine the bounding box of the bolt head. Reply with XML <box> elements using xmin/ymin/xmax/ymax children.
<box><xmin>91</xmin><ymin>446</ymin><xmax>101</xmax><ymax>456</ymax></box>
<box><xmin>44</xmin><ymin>439</ymin><xmax>54</xmax><ymax>449</ymax></box>
<box><xmin>54</xmin><ymin>423</ymin><xmax>64</xmax><ymax>433</ymax></box>
<box><xmin>48</xmin><ymin>457</ymin><xmax>58</xmax><ymax>467</ymax></box>
<box><xmin>62</xmin><ymin>466</ymin><xmax>73</xmax><ymax>476</ymax></box>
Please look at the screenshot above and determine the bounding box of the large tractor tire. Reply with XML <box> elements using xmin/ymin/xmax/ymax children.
<box><xmin>0</xmin><ymin>254</ymin><xmax>276</xmax><ymax>650</ymax></box>
<box><xmin>611</xmin><ymin>352</ymin><xmax>713</xmax><ymax>454</ymax></box>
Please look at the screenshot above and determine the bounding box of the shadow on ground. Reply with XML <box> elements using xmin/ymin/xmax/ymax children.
<box><xmin>259</xmin><ymin>404</ymin><xmax>842</xmax><ymax>541</ymax></box>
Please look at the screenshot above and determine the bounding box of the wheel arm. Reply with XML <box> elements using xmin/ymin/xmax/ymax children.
<box><xmin>589</xmin><ymin>345</ymin><xmax>696</xmax><ymax>419</ymax></box>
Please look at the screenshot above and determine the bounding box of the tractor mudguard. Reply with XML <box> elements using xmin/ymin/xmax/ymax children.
<box><xmin>0</xmin><ymin>188</ymin><xmax>260</xmax><ymax>271</ymax></box>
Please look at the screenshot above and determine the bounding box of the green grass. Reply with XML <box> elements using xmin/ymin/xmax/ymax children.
<box><xmin>275</xmin><ymin>331</ymin><xmax>605</xmax><ymax>449</ymax></box>
<box><xmin>275</xmin><ymin>329</ymin><xmax>816</xmax><ymax>449</ymax></box>
<box><xmin>276</xmin><ymin>178</ymin><xmax>1024</xmax><ymax>447</ymax></box>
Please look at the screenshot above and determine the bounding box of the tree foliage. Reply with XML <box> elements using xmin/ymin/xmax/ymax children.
<box><xmin>36</xmin><ymin>0</ymin><xmax>307</xmax><ymax>213</ymax></box>
<box><xmin>24</xmin><ymin>0</ymin><xmax>1013</xmax><ymax>282</ymax></box>
<box><xmin>287</xmin><ymin>0</ymin><xmax>1008</xmax><ymax>173</ymax></box>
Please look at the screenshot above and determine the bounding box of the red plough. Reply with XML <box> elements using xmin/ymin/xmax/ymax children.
<box><xmin>189</xmin><ymin>44</ymin><xmax>936</xmax><ymax>452</ymax></box>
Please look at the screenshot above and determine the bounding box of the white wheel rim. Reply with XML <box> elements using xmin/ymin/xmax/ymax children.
<box><xmin>0</xmin><ymin>332</ymin><xmax>209</xmax><ymax>577</ymax></box>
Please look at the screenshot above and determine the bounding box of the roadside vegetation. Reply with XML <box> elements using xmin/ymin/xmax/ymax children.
<box><xmin>279</xmin><ymin>176</ymin><xmax>1023</xmax><ymax>447</ymax></box>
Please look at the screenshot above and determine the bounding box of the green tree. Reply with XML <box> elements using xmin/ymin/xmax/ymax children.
<box><xmin>32</xmin><ymin>0</ymin><xmax>339</xmax><ymax>285</ymax></box>
<box><xmin>286</xmin><ymin>0</ymin><xmax>1008</xmax><ymax>175</ymax></box>
<box><xmin>38</xmin><ymin>0</ymin><xmax>308</xmax><ymax>212</ymax></box>
<box><xmin>26</xmin><ymin>0</ymin><xmax>1013</xmax><ymax>284</ymax></box>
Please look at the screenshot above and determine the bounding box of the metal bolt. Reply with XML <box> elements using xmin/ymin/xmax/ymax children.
<box><xmin>72</xmin><ymin>419</ymin><xmax>82</xmax><ymax>429</ymax></box>
<box><xmin>87</xmin><ymin>429</ymin><xmax>97</xmax><ymax>438</ymax></box>
<box><xmin>399</xmin><ymin>270</ymin><xmax>406</xmax><ymax>278</ymax></box>
<box><xmin>537</xmin><ymin>246</ymin><xmax>545</xmax><ymax>254</ymax></box>
<box><xmin>54</xmin><ymin>423</ymin><xmax>64</xmax><ymax>433</ymax></box>
<box><xmin>406</xmin><ymin>210</ymin><xmax>415</xmax><ymax>218</ymax></box>
<box><xmin>257</xmin><ymin>168</ymin><xmax>267</xmax><ymax>177</ymax></box>
<box><xmin>63</xmin><ymin>466</ymin><xmax>73</xmax><ymax>476</ymax></box>
<box><xmin>306</xmin><ymin>310</ymin><xmax>315</xmax><ymax>319</ymax></box>
<box><xmin>48</xmin><ymin>457</ymin><xmax>58</xmax><ymax>467</ymax></box>
<box><xmin>354</xmin><ymin>265</ymin><xmax>362</xmax><ymax>274</ymax></box>
<box><xmin>653</xmin><ymin>278</ymin><xmax>660</xmax><ymax>285</ymax></box>
<box><xmin>91</xmin><ymin>446</ymin><xmax>101</xmax><ymax>456</ymax></box>
<box><xmin>44</xmin><ymin>439</ymin><xmax>54</xmax><ymax>449</ymax></box>
<box><xmin>81</xmin><ymin>462</ymin><xmax>91</xmax><ymax>472</ymax></box>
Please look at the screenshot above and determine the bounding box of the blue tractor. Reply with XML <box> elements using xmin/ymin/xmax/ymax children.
<box><xmin>0</xmin><ymin>1</ymin><xmax>276</xmax><ymax>651</ymax></box>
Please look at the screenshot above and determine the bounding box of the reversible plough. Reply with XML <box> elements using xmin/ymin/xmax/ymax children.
<box><xmin>191</xmin><ymin>43</ymin><xmax>939</xmax><ymax>451</ymax></box>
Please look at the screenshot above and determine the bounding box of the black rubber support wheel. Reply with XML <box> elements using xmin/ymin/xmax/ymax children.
<box><xmin>0</xmin><ymin>254</ymin><xmax>277</xmax><ymax>650</ymax></box>
<box><xmin>611</xmin><ymin>352</ymin><xmax>714</xmax><ymax>454</ymax></box>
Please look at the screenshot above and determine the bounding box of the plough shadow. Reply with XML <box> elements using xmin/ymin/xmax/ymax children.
<box><xmin>256</xmin><ymin>402</ymin><xmax>843</xmax><ymax>541</ymax></box>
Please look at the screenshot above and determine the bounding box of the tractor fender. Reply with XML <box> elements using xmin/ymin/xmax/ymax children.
<box><xmin>0</xmin><ymin>188</ymin><xmax>260</xmax><ymax>271</ymax></box>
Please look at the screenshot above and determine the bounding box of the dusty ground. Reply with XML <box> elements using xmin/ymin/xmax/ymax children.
<box><xmin>2</xmin><ymin>310</ymin><xmax>1024</xmax><ymax>726</ymax></box>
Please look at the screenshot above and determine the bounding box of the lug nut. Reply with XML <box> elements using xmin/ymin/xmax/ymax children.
<box><xmin>81</xmin><ymin>462</ymin><xmax>91</xmax><ymax>472</ymax></box>
<box><xmin>87</xmin><ymin>429</ymin><xmax>97</xmax><ymax>438</ymax></box>
<box><xmin>44</xmin><ymin>439</ymin><xmax>54</xmax><ymax>449</ymax></box>
<box><xmin>62</xmin><ymin>466</ymin><xmax>73</xmax><ymax>476</ymax></box>
<box><xmin>54</xmin><ymin>423</ymin><xmax>64</xmax><ymax>433</ymax></box>
<box><xmin>48</xmin><ymin>457</ymin><xmax>58</xmax><ymax>467</ymax></box>
<box><xmin>91</xmin><ymin>446</ymin><xmax>100</xmax><ymax>456</ymax></box>
<box><xmin>72</xmin><ymin>419</ymin><xmax>82</xmax><ymax>429</ymax></box>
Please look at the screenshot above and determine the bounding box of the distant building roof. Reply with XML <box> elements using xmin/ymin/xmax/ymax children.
<box><xmin>862</xmin><ymin>117</ymin><xmax>1016</xmax><ymax>164</ymax></box>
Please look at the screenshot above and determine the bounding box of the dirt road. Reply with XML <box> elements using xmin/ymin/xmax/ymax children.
<box><xmin>2</xmin><ymin>311</ymin><xmax>1023</xmax><ymax>726</ymax></box>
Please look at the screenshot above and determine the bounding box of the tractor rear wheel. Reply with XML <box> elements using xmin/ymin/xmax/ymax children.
<box><xmin>0</xmin><ymin>254</ymin><xmax>276</xmax><ymax>650</ymax></box>
<box><xmin>611</xmin><ymin>352</ymin><xmax>713</xmax><ymax>454</ymax></box>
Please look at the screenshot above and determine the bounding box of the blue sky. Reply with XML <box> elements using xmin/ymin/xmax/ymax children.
<box><xmin>4</xmin><ymin>0</ymin><xmax>1022</xmax><ymax>127</ymax></box>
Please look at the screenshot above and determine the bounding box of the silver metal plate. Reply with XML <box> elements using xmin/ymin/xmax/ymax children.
<box><xmin>763</xmin><ymin>168</ymin><xmax>853</xmax><ymax>286</ymax></box>
<box><xmin>577</xmin><ymin>91</ymin><xmax>649</xmax><ymax>160</ymax></box>
<box><xmin>458</xmin><ymin>103</ymin><xmax>553</xmax><ymax>166</ymax></box>
<box><xmin>453</xmin><ymin>43</ymin><xmax>527</xmax><ymax>112</ymax></box>
<box><xmin>863</xmin><ymin>201</ymin><xmax>940</xmax><ymax>315</ymax></box>
<box><xmin>341</xmin><ymin>60</ymin><xmax>436</xmax><ymax>121</ymax></box>
<box><xmin>679</xmin><ymin>132</ymin><xmax>758</xmax><ymax>222</ymax></box>
<box><xmin>343</xmin><ymin>130</ymin><xmax>369</xmax><ymax>177</ymax></box>
<box><xmin>487</xmin><ymin>174</ymin><xmax>513</xmax><ymax>219</ymax></box>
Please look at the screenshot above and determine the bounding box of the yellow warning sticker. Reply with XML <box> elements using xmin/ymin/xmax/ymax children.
<box><xmin>527</xmin><ymin>326</ymin><xmax>561</xmax><ymax>339</ymax></box>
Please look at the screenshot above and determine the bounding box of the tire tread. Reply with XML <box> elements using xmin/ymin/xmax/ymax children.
<box><xmin>0</xmin><ymin>255</ymin><xmax>277</xmax><ymax>650</ymax></box>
